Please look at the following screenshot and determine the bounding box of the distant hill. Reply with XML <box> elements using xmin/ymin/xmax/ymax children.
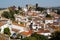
<box><xmin>0</xmin><ymin>8</ymin><xmax>7</xmax><ymax>10</ymax></box>
<box><xmin>49</xmin><ymin>6</ymin><xmax>60</xmax><ymax>10</ymax></box>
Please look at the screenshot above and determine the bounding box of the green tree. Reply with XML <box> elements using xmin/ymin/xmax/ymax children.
<box><xmin>2</xmin><ymin>11</ymin><xmax>10</xmax><ymax>18</ymax></box>
<box><xmin>31</xmin><ymin>32</ymin><xmax>48</xmax><ymax>40</ymax></box>
<box><xmin>14</xmin><ymin>10</ymin><xmax>19</xmax><ymax>14</ymax></box>
<box><xmin>46</xmin><ymin>14</ymin><xmax>52</xmax><ymax>18</ymax></box>
<box><xmin>20</xmin><ymin>22</ymin><xmax>24</xmax><ymax>24</ymax></box>
<box><xmin>4</xmin><ymin>27</ymin><xmax>11</xmax><ymax>36</ymax></box>
<box><xmin>57</xmin><ymin>10</ymin><xmax>60</xmax><ymax>15</ymax></box>
<box><xmin>18</xmin><ymin>6</ymin><xmax>22</xmax><ymax>10</ymax></box>
<box><xmin>21</xmin><ymin>32</ymin><xmax>48</xmax><ymax>40</ymax></box>
<box><xmin>0</xmin><ymin>29</ymin><xmax>1</xmax><ymax>32</ymax></box>
<box><xmin>49</xmin><ymin>31</ymin><xmax>60</xmax><ymax>40</ymax></box>
<box><xmin>2</xmin><ymin>11</ymin><xmax>15</xmax><ymax>21</ymax></box>
<box><xmin>21</xmin><ymin>37</ymin><xmax>37</xmax><ymax>40</ymax></box>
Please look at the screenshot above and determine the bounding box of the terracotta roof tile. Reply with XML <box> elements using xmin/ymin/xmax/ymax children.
<box><xmin>20</xmin><ymin>30</ymin><xmax>32</xmax><ymax>36</ymax></box>
<box><xmin>0</xmin><ymin>22</ymin><xmax>5</xmax><ymax>27</ymax></box>
<box><xmin>12</xmin><ymin>21</ymin><xmax>25</xmax><ymax>27</ymax></box>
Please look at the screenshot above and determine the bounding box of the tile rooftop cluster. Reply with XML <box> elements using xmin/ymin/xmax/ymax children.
<box><xmin>0</xmin><ymin>4</ymin><xmax>60</xmax><ymax>38</ymax></box>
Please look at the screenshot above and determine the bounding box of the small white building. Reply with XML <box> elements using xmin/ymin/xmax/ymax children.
<box><xmin>40</xmin><ymin>33</ymin><xmax>51</xmax><ymax>36</ymax></box>
<box><xmin>47</xmin><ymin>9</ymin><xmax>51</xmax><ymax>14</ymax></box>
<box><xmin>45</xmin><ymin>20</ymin><xmax>53</xmax><ymax>24</ymax></box>
<box><xmin>23</xmin><ymin>8</ymin><xmax>28</xmax><ymax>12</ymax></box>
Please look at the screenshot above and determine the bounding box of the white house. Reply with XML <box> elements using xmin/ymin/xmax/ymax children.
<box><xmin>0</xmin><ymin>19</ymin><xmax>29</xmax><ymax>36</ymax></box>
<box><xmin>45</xmin><ymin>20</ymin><xmax>53</xmax><ymax>24</ymax></box>
<box><xmin>40</xmin><ymin>33</ymin><xmax>51</xmax><ymax>36</ymax></box>
<box><xmin>23</xmin><ymin>8</ymin><xmax>28</xmax><ymax>12</ymax></box>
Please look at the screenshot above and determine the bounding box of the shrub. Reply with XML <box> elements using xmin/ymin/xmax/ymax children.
<box><xmin>4</xmin><ymin>27</ymin><xmax>11</xmax><ymax>36</ymax></box>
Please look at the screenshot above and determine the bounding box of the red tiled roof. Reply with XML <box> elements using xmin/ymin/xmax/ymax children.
<box><xmin>0</xmin><ymin>22</ymin><xmax>5</xmax><ymax>27</ymax></box>
<box><xmin>12</xmin><ymin>21</ymin><xmax>25</xmax><ymax>27</ymax></box>
<box><xmin>37</xmin><ymin>29</ymin><xmax>50</xmax><ymax>34</ymax></box>
<box><xmin>20</xmin><ymin>30</ymin><xmax>32</xmax><ymax>36</ymax></box>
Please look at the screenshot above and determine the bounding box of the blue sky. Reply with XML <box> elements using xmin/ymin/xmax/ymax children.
<box><xmin>0</xmin><ymin>0</ymin><xmax>60</xmax><ymax>8</ymax></box>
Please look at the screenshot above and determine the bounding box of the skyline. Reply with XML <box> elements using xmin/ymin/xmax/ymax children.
<box><xmin>0</xmin><ymin>0</ymin><xmax>60</xmax><ymax>8</ymax></box>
